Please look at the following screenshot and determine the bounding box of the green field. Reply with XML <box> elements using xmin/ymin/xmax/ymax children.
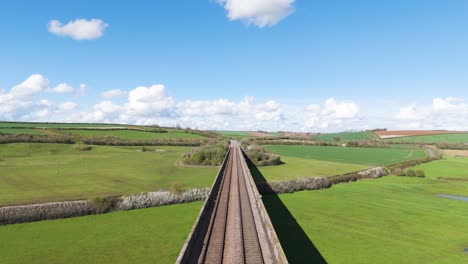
<box><xmin>0</xmin><ymin>128</ymin><xmax>45</xmax><ymax>135</ymax></box>
<box><xmin>312</xmin><ymin>131</ymin><xmax>377</xmax><ymax>142</ymax></box>
<box><xmin>0</xmin><ymin>122</ymin><xmax>128</xmax><ymax>128</ymax></box>
<box><xmin>265</xmin><ymin>176</ymin><xmax>468</xmax><ymax>263</ymax></box>
<box><xmin>413</xmin><ymin>156</ymin><xmax>468</xmax><ymax>180</ymax></box>
<box><xmin>63</xmin><ymin>129</ymin><xmax>204</xmax><ymax>139</ymax></box>
<box><xmin>264</xmin><ymin>145</ymin><xmax>426</xmax><ymax>166</ymax></box>
<box><xmin>258</xmin><ymin>155</ymin><xmax>368</xmax><ymax>182</ymax></box>
<box><xmin>217</xmin><ymin>131</ymin><xmax>250</xmax><ymax>137</ymax></box>
<box><xmin>385</xmin><ymin>133</ymin><xmax>468</xmax><ymax>143</ymax></box>
<box><xmin>0</xmin><ymin>143</ymin><xmax>217</xmax><ymax>206</ymax></box>
<box><xmin>0</xmin><ymin>202</ymin><xmax>202</xmax><ymax>264</ymax></box>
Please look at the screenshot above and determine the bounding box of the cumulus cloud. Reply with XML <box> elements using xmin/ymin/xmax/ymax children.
<box><xmin>48</xmin><ymin>18</ymin><xmax>108</xmax><ymax>40</ymax></box>
<box><xmin>49</xmin><ymin>83</ymin><xmax>74</xmax><ymax>93</ymax></box>
<box><xmin>11</xmin><ymin>74</ymin><xmax>49</xmax><ymax>96</ymax></box>
<box><xmin>58</xmin><ymin>101</ymin><xmax>78</xmax><ymax>111</ymax></box>
<box><xmin>100</xmin><ymin>89</ymin><xmax>128</xmax><ymax>99</ymax></box>
<box><xmin>303</xmin><ymin>98</ymin><xmax>361</xmax><ymax>130</ymax></box>
<box><xmin>216</xmin><ymin>0</ymin><xmax>295</xmax><ymax>27</ymax></box>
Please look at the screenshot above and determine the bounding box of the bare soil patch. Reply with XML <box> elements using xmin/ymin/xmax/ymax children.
<box><xmin>375</xmin><ymin>130</ymin><xmax>466</xmax><ymax>138</ymax></box>
<box><xmin>249</xmin><ymin>131</ymin><xmax>274</xmax><ymax>137</ymax></box>
<box><xmin>442</xmin><ymin>149</ymin><xmax>468</xmax><ymax>157</ymax></box>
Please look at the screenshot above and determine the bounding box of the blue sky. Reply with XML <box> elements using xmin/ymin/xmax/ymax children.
<box><xmin>1</xmin><ymin>0</ymin><xmax>467</xmax><ymax>131</ymax></box>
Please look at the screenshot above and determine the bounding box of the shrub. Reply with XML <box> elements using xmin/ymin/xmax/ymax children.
<box><xmin>182</xmin><ymin>140</ymin><xmax>229</xmax><ymax>166</ymax></box>
<box><xmin>256</xmin><ymin>177</ymin><xmax>331</xmax><ymax>194</ymax></box>
<box><xmin>405</xmin><ymin>169</ymin><xmax>416</xmax><ymax>177</ymax></box>
<box><xmin>392</xmin><ymin>167</ymin><xmax>406</xmax><ymax>176</ymax></box>
<box><xmin>415</xmin><ymin>170</ymin><xmax>426</xmax><ymax>177</ymax></box>
<box><xmin>0</xmin><ymin>201</ymin><xmax>97</xmax><ymax>225</ymax></box>
<box><xmin>90</xmin><ymin>196</ymin><xmax>115</xmax><ymax>214</ymax></box>
<box><xmin>169</xmin><ymin>183</ymin><xmax>184</xmax><ymax>195</ymax></box>
<box><xmin>244</xmin><ymin>144</ymin><xmax>282</xmax><ymax>167</ymax></box>
<box><xmin>73</xmin><ymin>142</ymin><xmax>92</xmax><ymax>151</ymax></box>
<box><xmin>117</xmin><ymin>188</ymin><xmax>209</xmax><ymax>210</ymax></box>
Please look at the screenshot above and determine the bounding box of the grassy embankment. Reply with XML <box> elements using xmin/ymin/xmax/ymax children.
<box><xmin>0</xmin><ymin>202</ymin><xmax>202</xmax><ymax>264</ymax></box>
<box><xmin>260</xmin><ymin>145</ymin><xmax>426</xmax><ymax>181</ymax></box>
<box><xmin>0</xmin><ymin>143</ymin><xmax>217</xmax><ymax>206</ymax></box>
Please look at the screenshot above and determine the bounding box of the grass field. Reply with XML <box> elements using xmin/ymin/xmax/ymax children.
<box><xmin>0</xmin><ymin>122</ymin><xmax>127</xmax><ymax>128</ymax></box>
<box><xmin>385</xmin><ymin>133</ymin><xmax>468</xmax><ymax>143</ymax></box>
<box><xmin>412</xmin><ymin>156</ymin><xmax>468</xmax><ymax>180</ymax></box>
<box><xmin>258</xmin><ymin>156</ymin><xmax>368</xmax><ymax>182</ymax></box>
<box><xmin>264</xmin><ymin>176</ymin><xmax>468</xmax><ymax>263</ymax></box>
<box><xmin>264</xmin><ymin>145</ymin><xmax>426</xmax><ymax>166</ymax></box>
<box><xmin>0</xmin><ymin>143</ymin><xmax>217</xmax><ymax>206</ymax></box>
<box><xmin>217</xmin><ymin>131</ymin><xmax>250</xmax><ymax>137</ymax></box>
<box><xmin>312</xmin><ymin>131</ymin><xmax>377</xmax><ymax>142</ymax></box>
<box><xmin>0</xmin><ymin>128</ymin><xmax>45</xmax><ymax>135</ymax></box>
<box><xmin>63</xmin><ymin>129</ymin><xmax>204</xmax><ymax>139</ymax></box>
<box><xmin>0</xmin><ymin>202</ymin><xmax>202</xmax><ymax>264</ymax></box>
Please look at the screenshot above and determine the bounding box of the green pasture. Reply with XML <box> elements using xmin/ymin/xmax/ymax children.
<box><xmin>265</xmin><ymin>176</ymin><xmax>468</xmax><ymax>263</ymax></box>
<box><xmin>217</xmin><ymin>131</ymin><xmax>250</xmax><ymax>137</ymax></box>
<box><xmin>413</xmin><ymin>156</ymin><xmax>468</xmax><ymax>180</ymax></box>
<box><xmin>312</xmin><ymin>131</ymin><xmax>377</xmax><ymax>142</ymax></box>
<box><xmin>258</xmin><ymin>156</ymin><xmax>368</xmax><ymax>182</ymax></box>
<box><xmin>0</xmin><ymin>122</ymin><xmax>127</xmax><ymax>128</ymax></box>
<box><xmin>0</xmin><ymin>143</ymin><xmax>217</xmax><ymax>206</ymax></box>
<box><xmin>0</xmin><ymin>202</ymin><xmax>202</xmax><ymax>264</ymax></box>
<box><xmin>264</xmin><ymin>145</ymin><xmax>426</xmax><ymax>166</ymax></box>
<box><xmin>63</xmin><ymin>129</ymin><xmax>204</xmax><ymax>139</ymax></box>
<box><xmin>385</xmin><ymin>133</ymin><xmax>468</xmax><ymax>143</ymax></box>
<box><xmin>0</xmin><ymin>128</ymin><xmax>45</xmax><ymax>135</ymax></box>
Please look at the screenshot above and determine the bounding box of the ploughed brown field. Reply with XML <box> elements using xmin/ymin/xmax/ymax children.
<box><xmin>375</xmin><ymin>130</ymin><xmax>467</xmax><ymax>138</ymax></box>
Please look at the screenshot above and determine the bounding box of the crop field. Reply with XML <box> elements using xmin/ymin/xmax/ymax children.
<box><xmin>0</xmin><ymin>143</ymin><xmax>217</xmax><ymax>206</ymax></box>
<box><xmin>0</xmin><ymin>122</ymin><xmax>128</xmax><ymax>128</ymax></box>
<box><xmin>217</xmin><ymin>131</ymin><xmax>250</xmax><ymax>137</ymax></box>
<box><xmin>384</xmin><ymin>133</ymin><xmax>468</xmax><ymax>143</ymax></box>
<box><xmin>258</xmin><ymin>155</ymin><xmax>368</xmax><ymax>182</ymax></box>
<box><xmin>312</xmin><ymin>131</ymin><xmax>377</xmax><ymax>142</ymax></box>
<box><xmin>0</xmin><ymin>128</ymin><xmax>45</xmax><ymax>135</ymax></box>
<box><xmin>264</xmin><ymin>145</ymin><xmax>426</xmax><ymax>166</ymax></box>
<box><xmin>0</xmin><ymin>202</ymin><xmax>202</xmax><ymax>264</ymax></box>
<box><xmin>264</xmin><ymin>176</ymin><xmax>468</xmax><ymax>263</ymax></box>
<box><xmin>62</xmin><ymin>129</ymin><xmax>204</xmax><ymax>139</ymax></box>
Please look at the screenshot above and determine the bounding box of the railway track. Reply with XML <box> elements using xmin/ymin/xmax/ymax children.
<box><xmin>177</xmin><ymin>141</ymin><xmax>287</xmax><ymax>264</ymax></box>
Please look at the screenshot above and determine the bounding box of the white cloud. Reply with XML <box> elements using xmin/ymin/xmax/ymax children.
<box><xmin>49</xmin><ymin>83</ymin><xmax>74</xmax><ymax>93</ymax></box>
<box><xmin>395</xmin><ymin>104</ymin><xmax>426</xmax><ymax>121</ymax></box>
<box><xmin>217</xmin><ymin>0</ymin><xmax>295</xmax><ymax>27</ymax></box>
<box><xmin>127</xmin><ymin>85</ymin><xmax>175</xmax><ymax>116</ymax></box>
<box><xmin>48</xmin><ymin>18</ymin><xmax>108</xmax><ymax>40</ymax></box>
<box><xmin>76</xmin><ymin>84</ymin><xmax>87</xmax><ymax>96</ymax></box>
<box><xmin>100</xmin><ymin>89</ymin><xmax>128</xmax><ymax>99</ymax></box>
<box><xmin>432</xmin><ymin>97</ymin><xmax>466</xmax><ymax>114</ymax></box>
<box><xmin>11</xmin><ymin>74</ymin><xmax>49</xmax><ymax>96</ymax></box>
<box><xmin>322</xmin><ymin>98</ymin><xmax>359</xmax><ymax>119</ymax></box>
<box><xmin>303</xmin><ymin>98</ymin><xmax>361</xmax><ymax>131</ymax></box>
<box><xmin>58</xmin><ymin>102</ymin><xmax>78</xmax><ymax>111</ymax></box>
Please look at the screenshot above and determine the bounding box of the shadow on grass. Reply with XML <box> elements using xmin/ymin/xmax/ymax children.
<box><xmin>244</xmin><ymin>154</ymin><xmax>327</xmax><ymax>263</ymax></box>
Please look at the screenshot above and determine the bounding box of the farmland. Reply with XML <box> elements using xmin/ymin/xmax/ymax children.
<box><xmin>265</xmin><ymin>176</ymin><xmax>468</xmax><ymax>263</ymax></box>
<box><xmin>0</xmin><ymin>143</ymin><xmax>217</xmax><ymax>206</ymax></box>
<box><xmin>0</xmin><ymin>122</ymin><xmax>128</xmax><ymax>128</ymax></box>
<box><xmin>62</xmin><ymin>129</ymin><xmax>204</xmax><ymax>139</ymax></box>
<box><xmin>0</xmin><ymin>128</ymin><xmax>45</xmax><ymax>135</ymax></box>
<box><xmin>0</xmin><ymin>202</ymin><xmax>202</xmax><ymax>264</ymax></box>
<box><xmin>258</xmin><ymin>155</ymin><xmax>368</xmax><ymax>182</ymax></box>
<box><xmin>217</xmin><ymin>131</ymin><xmax>250</xmax><ymax>138</ymax></box>
<box><xmin>312</xmin><ymin>131</ymin><xmax>377</xmax><ymax>142</ymax></box>
<box><xmin>263</xmin><ymin>145</ymin><xmax>426</xmax><ymax>166</ymax></box>
<box><xmin>412</xmin><ymin>156</ymin><xmax>468</xmax><ymax>180</ymax></box>
<box><xmin>384</xmin><ymin>133</ymin><xmax>468</xmax><ymax>143</ymax></box>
